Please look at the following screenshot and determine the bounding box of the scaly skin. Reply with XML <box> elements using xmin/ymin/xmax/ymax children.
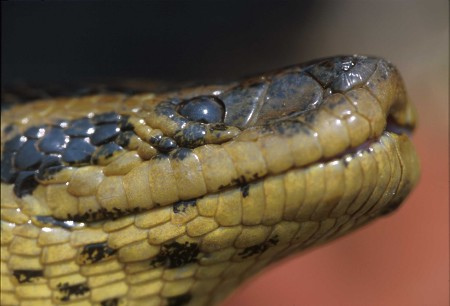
<box><xmin>1</xmin><ymin>56</ymin><xmax>420</xmax><ymax>306</ymax></box>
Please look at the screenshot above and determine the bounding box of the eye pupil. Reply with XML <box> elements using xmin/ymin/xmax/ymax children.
<box><xmin>178</xmin><ymin>96</ymin><xmax>225</xmax><ymax>123</ymax></box>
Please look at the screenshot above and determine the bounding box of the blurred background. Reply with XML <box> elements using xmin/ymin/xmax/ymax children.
<box><xmin>2</xmin><ymin>1</ymin><xmax>448</xmax><ymax>305</ymax></box>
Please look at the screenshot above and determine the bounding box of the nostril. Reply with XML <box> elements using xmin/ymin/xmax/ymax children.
<box><xmin>386</xmin><ymin>116</ymin><xmax>413</xmax><ymax>137</ymax></box>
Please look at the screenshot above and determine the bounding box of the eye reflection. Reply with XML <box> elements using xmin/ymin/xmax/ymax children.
<box><xmin>178</xmin><ymin>96</ymin><xmax>225</xmax><ymax>124</ymax></box>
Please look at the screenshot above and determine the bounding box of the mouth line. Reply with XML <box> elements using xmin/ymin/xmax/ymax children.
<box><xmin>321</xmin><ymin>116</ymin><xmax>413</xmax><ymax>164</ymax></box>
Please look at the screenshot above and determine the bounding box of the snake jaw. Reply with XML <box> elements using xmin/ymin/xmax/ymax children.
<box><xmin>0</xmin><ymin>55</ymin><xmax>420</xmax><ymax>306</ymax></box>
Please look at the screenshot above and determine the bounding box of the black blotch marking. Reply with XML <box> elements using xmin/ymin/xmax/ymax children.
<box><xmin>13</xmin><ymin>269</ymin><xmax>43</xmax><ymax>283</ymax></box>
<box><xmin>240</xmin><ymin>184</ymin><xmax>250</xmax><ymax>198</ymax></box>
<box><xmin>91</xmin><ymin>143</ymin><xmax>123</xmax><ymax>164</ymax></box>
<box><xmin>232</xmin><ymin>175</ymin><xmax>247</xmax><ymax>185</ymax></box>
<box><xmin>57</xmin><ymin>282</ymin><xmax>90</xmax><ymax>302</ymax></box>
<box><xmin>173</xmin><ymin>124</ymin><xmax>207</xmax><ymax>148</ymax></box>
<box><xmin>90</xmin><ymin>123</ymin><xmax>120</xmax><ymax>146</ymax></box>
<box><xmin>35</xmin><ymin>215</ymin><xmax>79</xmax><ymax>229</ymax></box>
<box><xmin>68</xmin><ymin>206</ymin><xmax>142</xmax><ymax>223</ymax></box>
<box><xmin>64</xmin><ymin>117</ymin><xmax>95</xmax><ymax>137</ymax></box>
<box><xmin>208</xmin><ymin>122</ymin><xmax>228</xmax><ymax>131</ymax></box>
<box><xmin>14</xmin><ymin>140</ymin><xmax>43</xmax><ymax>170</ymax></box>
<box><xmin>101</xmin><ymin>298</ymin><xmax>119</xmax><ymax>306</ymax></box>
<box><xmin>238</xmin><ymin>235</ymin><xmax>279</xmax><ymax>259</ymax></box>
<box><xmin>13</xmin><ymin>171</ymin><xmax>39</xmax><ymax>197</ymax></box>
<box><xmin>150</xmin><ymin>242</ymin><xmax>199</xmax><ymax>269</ymax></box>
<box><xmin>37</xmin><ymin>127</ymin><xmax>67</xmax><ymax>154</ymax></box>
<box><xmin>173</xmin><ymin>200</ymin><xmax>196</xmax><ymax>213</ymax></box>
<box><xmin>62</xmin><ymin>138</ymin><xmax>96</xmax><ymax>164</ymax></box>
<box><xmin>170</xmin><ymin>148</ymin><xmax>192</xmax><ymax>161</ymax></box>
<box><xmin>118</xmin><ymin>115</ymin><xmax>134</xmax><ymax>131</ymax></box>
<box><xmin>92</xmin><ymin>112</ymin><xmax>120</xmax><ymax>124</ymax></box>
<box><xmin>167</xmin><ymin>293</ymin><xmax>192</xmax><ymax>306</ymax></box>
<box><xmin>79</xmin><ymin>242</ymin><xmax>116</xmax><ymax>264</ymax></box>
<box><xmin>114</xmin><ymin>131</ymin><xmax>136</xmax><ymax>148</ymax></box>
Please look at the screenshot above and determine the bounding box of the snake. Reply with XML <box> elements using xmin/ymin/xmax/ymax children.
<box><xmin>0</xmin><ymin>55</ymin><xmax>420</xmax><ymax>306</ymax></box>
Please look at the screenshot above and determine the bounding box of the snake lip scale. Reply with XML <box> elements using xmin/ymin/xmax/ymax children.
<box><xmin>1</xmin><ymin>55</ymin><xmax>419</xmax><ymax>306</ymax></box>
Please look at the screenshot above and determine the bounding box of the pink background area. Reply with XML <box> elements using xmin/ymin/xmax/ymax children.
<box><xmin>224</xmin><ymin>2</ymin><xmax>449</xmax><ymax>305</ymax></box>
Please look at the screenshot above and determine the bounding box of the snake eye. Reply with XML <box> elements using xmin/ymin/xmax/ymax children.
<box><xmin>178</xmin><ymin>96</ymin><xmax>225</xmax><ymax>124</ymax></box>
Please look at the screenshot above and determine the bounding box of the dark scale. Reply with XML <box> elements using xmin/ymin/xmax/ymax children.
<box><xmin>37</xmin><ymin>127</ymin><xmax>67</xmax><ymax>154</ymax></box>
<box><xmin>92</xmin><ymin>112</ymin><xmax>121</xmax><ymax>124</ymax></box>
<box><xmin>14</xmin><ymin>140</ymin><xmax>43</xmax><ymax>170</ymax></box>
<box><xmin>90</xmin><ymin>124</ymin><xmax>120</xmax><ymax>146</ymax></box>
<box><xmin>150</xmin><ymin>135</ymin><xmax>178</xmax><ymax>153</ymax></box>
<box><xmin>3</xmin><ymin>135</ymin><xmax>26</xmax><ymax>153</ymax></box>
<box><xmin>62</xmin><ymin>138</ymin><xmax>96</xmax><ymax>165</ymax></box>
<box><xmin>150</xmin><ymin>242</ymin><xmax>200</xmax><ymax>269</ymax></box>
<box><xmin>23</xmin><ymin>125</ymin><xmax>46</xmax><ymax>139</ymax></box>
<box><xmin>13</xmin><ymin>171</ymin><xmax>39</xmax><ymax>197</ymax></box>
<box><xmin>64</xmin><ymin>118</ymin><xmax>95</xmax><ymax>137</ymax></box>
<box><xmin>52</xmin><ymin>119</ymin><xmax>69</xmax><ymax>128</ymax></box>
<box><xmin>36</xmin><ymin>156</ymin><xmax>64</xmax><ymax>181</ymax></box>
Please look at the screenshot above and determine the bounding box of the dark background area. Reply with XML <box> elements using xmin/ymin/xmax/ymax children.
<box><xmin>2</xmin><ymin>2</ymin><xmax>448</xmax><ymax>306</ymax></box>
<box><xmin>2</xmin><ymin>2</ymin><xmax>316</xmax><ymax>85</ymax></box>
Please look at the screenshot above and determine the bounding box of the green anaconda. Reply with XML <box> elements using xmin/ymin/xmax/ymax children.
<box><xmin>0</xmin><ymin>55</ymin><xmax>420</xmax><ymax>306</ymax></box>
